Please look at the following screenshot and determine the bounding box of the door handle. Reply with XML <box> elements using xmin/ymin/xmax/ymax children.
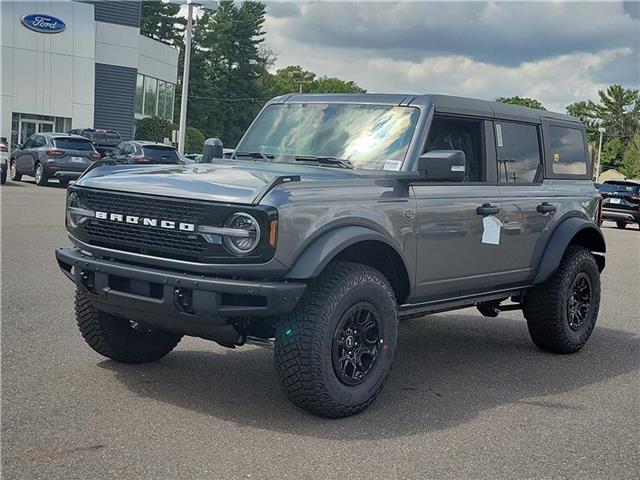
<box><xmin>477</xmin><ymin>203</ymin><xmax>500</xmax><ymax>216</ymax></box>
<box><xmin>537</xmin><ymin>202</ymin><xmax>557</xmax><ymax>213</ymax></box>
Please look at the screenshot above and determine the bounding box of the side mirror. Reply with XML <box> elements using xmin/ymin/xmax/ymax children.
<box><xmin>202</xmin><ymin>138</ymin><xmax>223</xmax><ymax>163</ymax></box>
<box><xmin>417</xmin><ymin>150</ymin><xmax>466</xmax><ymax>182</ymax></box>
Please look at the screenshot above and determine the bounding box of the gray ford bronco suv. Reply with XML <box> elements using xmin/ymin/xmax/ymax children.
<box><xmin>56</xmin><ymin>94</ymin><xmax>605</xmax><ymax>418</ymax></box>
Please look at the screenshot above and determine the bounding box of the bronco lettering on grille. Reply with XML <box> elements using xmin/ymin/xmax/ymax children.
<box><xmin>95</xmin><ymin>211</ymin><xmax>196</xmax><ymax>232</ymax></box>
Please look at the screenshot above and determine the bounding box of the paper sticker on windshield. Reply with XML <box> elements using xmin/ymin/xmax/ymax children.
<box><xmin>496</xmin><ymin>124</ymin><xmax>504</xmax><ymax>147</ymax></box>
<box><xmin>383</xmin><ymin>160</ymin><xmax>402</xmax><ymax>171</ymax></box>
<box><xmin>553</xmin><ymin>153</ymin><xmax>560</xmax><ymax>162</ymax></box>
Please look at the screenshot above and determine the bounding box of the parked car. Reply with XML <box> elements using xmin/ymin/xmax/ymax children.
<box><xmin>108</xmin><ymin>141</ymin><xmax>183</xmax><ymax>165</ymax></box>
<box><xmin>598</xmin><ymin>180</ymin><xmax>640</xmax><ymax>229</ymax></box>
<box><xmin>1</xmin><ymin>137</ymin><xmax>8</xmax><ymax>185</ymax></box>
<box><xmin>56</xmin><ymin>93</ymin><xmax>605</xmax><ymax>418</ymax></box>
<box><xmin>68</xmin><ymin>128</ymin><xmax>122</xmax><ymax>158</ymax></box>
<box><xmin>10</xmin><ymin>133</ymin><xmax>100</xmax><ymax>186</ymax></box>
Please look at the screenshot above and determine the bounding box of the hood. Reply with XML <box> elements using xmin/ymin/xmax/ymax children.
<box><xmin>75</xmin><ymin>160</ymin><xmax>377</xmax><ymax>205</ymax></box>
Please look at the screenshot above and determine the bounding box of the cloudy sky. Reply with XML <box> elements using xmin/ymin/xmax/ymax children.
<box><xmin>263</xmin><ymin>1</ymin><xmax>640</xmax><ymax>112</ymax></box>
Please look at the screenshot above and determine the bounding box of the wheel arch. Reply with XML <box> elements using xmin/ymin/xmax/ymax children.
<box><xmin>284</xmin><ymin>226</ymin><xmax>412</xmax><ymax>304</ymax></box>
<box><xmin>534</xmin><ymin>216</ymin><xmax>606</xmax><ymax>284</ymax></box>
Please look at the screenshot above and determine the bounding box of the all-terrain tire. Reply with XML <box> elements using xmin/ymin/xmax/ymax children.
<box><xmin>34</xmin><ymin>162</ymin><xmax>48</xmax><ymax>186</ymax></box>
<box><xmin>10</xmin><ymin>161</ymin><xmax>21</xmax><ymax>181</ymax></box>
<box><xmin>274</xmin><ymin>261</ymin><xmax>398</xmax><ymax>418</ymax></box>
<box><xmin>75</xmin><ymin>290</ymin><xmax>182</xmax><ymax>363</ymax></box>
<box><xmin>616</xmin><ymin>220</ymin><xmax>627</xmax><ymax>229</ymax></box>
<box><xmin>523</xmin><ymin>246</ymin><xmax>600</xmax><ymax>354</ymax></box>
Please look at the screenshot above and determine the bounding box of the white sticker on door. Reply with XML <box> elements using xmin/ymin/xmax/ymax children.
<box><xmin>482</xmin><ymin>215</ymin><xmax>503</xmax><ymax>245</ymax></box>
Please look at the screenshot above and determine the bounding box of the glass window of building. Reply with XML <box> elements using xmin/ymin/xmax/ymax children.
<box><xmin>166</xmin><ymin>83</ymin><xmax>175</xmax><ymax>121</ymax></box>
<box><xmin>157</xmin><ymin>81</ymin><xmax>167</xmax><ymax>118</ymax></box>
<box><xmin>144</xmin><ymin>77</ymin><xmax>158</xmax><ymax>116</ymax></box>
<box><xmin>135</xmin><ymin>74</ymin><xmax>144</xmax><ymax>115</ymax></box>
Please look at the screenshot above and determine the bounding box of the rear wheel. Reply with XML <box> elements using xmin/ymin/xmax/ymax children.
<box><xmin>274</xmin><ymin>261</ymin><xmax>398</xmax><ymax>418</ymax></box>
<box><xmin>34</xmin><ymin>162</ymin><xmax>48</xmax><ymax>186</ymax></box>
<box><xmin>616</xmin><ymin>220</ymin><xmax>627</xmax><ymax>229</ymax></box>
<box><xmin>75</xmin><ymin>291</ymin><xmax>182</xmax><ymax>363</ymax></box>
<box><xmin>9</xmin><ymin>161</ymin><xmax>21</xmax><ymax>181</ymax></box>
<box><xmin>523</xmin><ymin>246</ymin><xmax>600</xmax><ymax>354</ymax></box>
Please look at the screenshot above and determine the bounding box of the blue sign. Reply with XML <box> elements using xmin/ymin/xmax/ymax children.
<box><xmin>21</xmin><ymin>14</ymin><xmax>66</xmax><ymax>34</ymax></box>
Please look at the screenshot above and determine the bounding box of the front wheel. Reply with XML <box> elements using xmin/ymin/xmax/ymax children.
<box><xmin>274</xmin><ymin>261</ymin><xmax>398</xmax><ymax>418</ymax></box>
<box><xmin>75</xmin><ymin>291</ymin><xmax>182</xmax><ymax>363</ymax></box>
<box><xmin>523</xmin><ymin>246</ymin><xmax>600</xmax><ymax>354</ymax></box>
<box><xmin>616</xmin><ymin>220</ymin><xmax>627</xmax><ymax>229</ymax></box>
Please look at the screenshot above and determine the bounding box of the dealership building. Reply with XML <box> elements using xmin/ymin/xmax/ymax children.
<box><xmin>1</xmin><ymin>1</ymin><xmax>179</xmax><ymax>149</ymax></box>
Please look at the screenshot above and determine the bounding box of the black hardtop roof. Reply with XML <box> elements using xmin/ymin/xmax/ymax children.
<box><xmin>280</xmin><ymin>93</ymin><xmax>579</xmax><ymax>124</ymax></box>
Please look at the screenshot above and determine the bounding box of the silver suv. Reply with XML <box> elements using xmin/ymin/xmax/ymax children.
<box><xmin>56</xmin><ymin>94</ymin><xmax>605</xmax><ymax>418</ymax></box>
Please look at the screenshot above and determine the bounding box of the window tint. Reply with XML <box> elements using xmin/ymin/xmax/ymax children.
<box><xmin>122</xmin><ymin>143</ymin><xmax>135</xmax><ymax>155</ymax></box>
<box><xmin>599</xmin><ymin>182</ymin><xmax>640</xmax><ymax>195</ymax></box>
<box><xmin>425</xmin><ymin>116</ymin><xmax>485</xmax><ymax>181</ymax></box>
<box><xmin>549</xmin><ymin>126</ymin><xmax>587</xmax><ymax>175</ymax></box>
<box><xmin>496</xmin><ymin>122</ymin><xmax>541</xmax><ymax>183</ymax></box>
<box><xmin>54</xmin><ymin>138</ymin><xmax>94</xmax><ymax>150</ymax></box>
<box><xmin>142</xmin><ymin>146</ymin><xmax>180</xmax><ymax>161</ymax></box>
<box><xmin>32</xmin><ymin>135</ymin><xmax>47</xmax><ymax>147</ymax></box>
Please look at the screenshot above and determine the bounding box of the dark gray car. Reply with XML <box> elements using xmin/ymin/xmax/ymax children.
<box><xmin>11</xmin><ymin>133</ymin><xmax>100</xmax><ymax>186</ymax></box>
<box><xmin>56</xmin><ymin>94</ymin><xmax>605</xmax><ymax>418</ymax></box>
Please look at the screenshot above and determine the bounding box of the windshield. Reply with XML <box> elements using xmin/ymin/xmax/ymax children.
<box><xmin>600</xmin><ymin>182</ymin><xmax>640</xmax><ymax>194</ymax></box>
<box><xmin>54</xmin><ymin>138</ymin><xmax>94</xmax><ymax>151</ymax></box>
<box><xmin>236</xmin><ymin>103</ymin><xmax>420</xmax><ymax>170</ymax></box>
<box><xmin>142</xmin><ymin>146</ymin><xmax>180</xmax><ymax>161</ymax></box>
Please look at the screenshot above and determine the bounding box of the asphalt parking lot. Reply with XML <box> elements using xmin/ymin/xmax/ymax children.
<box><xmin>1</xmin><ymin>180</ymin><xmax>639</xmax><ymax>480</ymax></box>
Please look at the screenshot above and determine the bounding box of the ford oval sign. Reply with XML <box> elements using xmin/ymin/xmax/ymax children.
<box><xmin>21</xmin><ymin>14</ymin><xmax>66</xmax><ymax>34</ymax></box>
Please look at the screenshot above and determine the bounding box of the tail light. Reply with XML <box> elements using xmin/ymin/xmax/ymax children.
<box><xmin>89</xmin><ymin>152</ymin><xmax>101</xmax><ymax>161</ymax></box>
<box><xmin>45</xmin><ymin>149</ymin><xmax>65</xmax><ymax>157</ymax></box>
<box><xmin>131</xmin><ymin>155</ymin><xmax>151</xmax><ymax>164</ymax></box>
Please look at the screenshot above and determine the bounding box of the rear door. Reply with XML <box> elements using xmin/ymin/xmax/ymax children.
<box><xmin>52</xmin><ymin>137</ymin><xmax>97</xmax><ymax>171</ymax></box>
<box><xmin>495</xmin><ymin>120</ymin><xmax>556</xmax><ymax>284</ymax></box>
<box><xmin>413</xmin><ymin>115</ymin><xmax>504</xmax><ymax>300</ymax></box>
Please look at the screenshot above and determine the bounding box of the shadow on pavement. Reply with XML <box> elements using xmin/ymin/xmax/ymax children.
<box><xmin>99</xmin><ymin>313</ymin><xmax>639</xmax><ymax>440</ymax></box>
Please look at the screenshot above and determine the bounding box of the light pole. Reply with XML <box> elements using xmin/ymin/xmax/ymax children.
<box><xmin>595</xmin><ymin>126</ymin><xmax>606</xmax><ymax>181</ymax></box>
<box><xmin>174</xmin><ymin>0</ymin><xmax>217</xmax><ymax>155</ymax></box>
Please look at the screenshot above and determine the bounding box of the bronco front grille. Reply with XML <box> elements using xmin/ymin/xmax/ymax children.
<box><xmin>71</xmin><ymin>188</ymin><xmax>277</xmax><ymax>264</ymax></box>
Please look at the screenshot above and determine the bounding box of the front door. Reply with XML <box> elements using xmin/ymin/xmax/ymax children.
<box><xmin>413</xmin><ymin>115</ymin><xmax>504</xmax><ymax>301</ymax></box>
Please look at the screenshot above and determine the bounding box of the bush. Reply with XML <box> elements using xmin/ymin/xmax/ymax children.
<box><xmin>135</xmin><ymin>116</ymin><xmax>175</xmax><ymax>143</ymax></box>
<box><xmin>185</xmin><ymin>126</ymin><xmax>205</xmax><ymax>154</ymax></box>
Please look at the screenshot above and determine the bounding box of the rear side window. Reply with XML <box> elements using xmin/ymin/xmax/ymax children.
<box><xmin>549</xmin><ymin>126</ymin><xmax>587</xmax><ymax>175</ymax></box>
<box><xmin>54</xmin><ymin>138</ymin><xmax>94</xmax><ymax>151</ymax></box>
<box><xmin>142</xmin><ymin>146</ymin><xmax>180</xmax><ymax>161</ymax></box>
<box><xmin>495</xmin><ymin>122</ymin><xmax>541</xmax><ymax>183</ymax></box>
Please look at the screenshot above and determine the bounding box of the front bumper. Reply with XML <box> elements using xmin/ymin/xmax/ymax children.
<box><xmin>602</xmin><ymin>208</ymin><xmax>640</xmax><ymax>223</ymax></box>
<box><xmin>56</xmin><ymin>247</ymin><xmax>306</xmax><ymax>341</ymax></box>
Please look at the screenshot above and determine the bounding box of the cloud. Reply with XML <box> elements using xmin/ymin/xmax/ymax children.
<box><xmin>264</xmin><ymin>1</ymin><xmax>640</xmax><ymax>111</ymax></box>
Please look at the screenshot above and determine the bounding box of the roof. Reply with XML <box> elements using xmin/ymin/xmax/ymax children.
<box><xmin>43</xmin><ymin>133</ymin><xmax>89</xmax><ymax>139</ymax></box>
<box><xmin>280</xmin><ymin>93</ymin><xmax>579</xmax><ymax>124</ymax></box>
<box><xmin>133</xmin><ymin>141</ymin><xmax>175</xmax><ymax>147</ymax></box>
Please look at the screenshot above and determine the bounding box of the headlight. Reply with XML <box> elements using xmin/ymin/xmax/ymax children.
<box><xmin>223</xmin><ymin>212</ymin><xmax>261</xmax><ymax>255</ymax></box>
<box><xmin>66</xmin><ymin>191</ymin><xmax>94</xmax><ymax>230</ymax></box>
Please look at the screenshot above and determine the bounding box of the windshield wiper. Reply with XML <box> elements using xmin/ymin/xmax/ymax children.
<box><xmin>234</xmin><ymin>151</ymin><xmax>274</xmax><ymax>162</ymax></box>
<box><xmin>293</xmin><ymin>155</ymin><xmax>353</xmax><ymax>169</ymax></box>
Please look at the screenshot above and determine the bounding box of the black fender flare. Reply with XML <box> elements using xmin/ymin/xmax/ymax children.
<box><xmin>533</xmin><ymin>217</ymin><xmax>606</xmax><ymax>284</ymax></box>
<box><xmin>284</xmin><ymin>226</ymin><xmax>406</xmax><ymax>280</ymax></box>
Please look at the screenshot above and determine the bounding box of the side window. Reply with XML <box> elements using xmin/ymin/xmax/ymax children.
<box><xmin>123</xmin><ymin>143</ymin><xmax>134</xmax><ymax>155</ymax></box>
<box><xmin>496</xmin><ymin>122</ymin><xmax>541</xmax><ymax>183</ymax></box>
<box><xmin>32</xmin><ymin>135</ymin><xmax>46</xmax><ymax>148</ymax></box>
<box><xmin>23</xmin><ymin>136</ymin><xmax>35</xmax><ymax>149</ymax></box>
<box><xmin>549</xmin><ymin>126</ymin><xmax>587</xmax><ymax>175</ymax></box>
<box><xmin>425</xmin><ymin>116</ymin><xmax>485</xmax><ymax>182</ymax></box>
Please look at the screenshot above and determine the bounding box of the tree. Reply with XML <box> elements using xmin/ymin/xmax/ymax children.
<box><xmin>141</xmin><ymin>0</ymin><xmax>186</xmax><ymax>46</ymax></box>
<box><xmin>496</xmin><ymin>96</ymin><xmax>546</xmax><ymax>110</ymax></box>
<box><xmin>135</xmin><ymin>116</ymin><xmax>174</xmax><ymax>143</ymax></box>
<box><xmin>622</xmin><ymin>130</ymin><xmax>640</xmax><ymax>179</ymax></box>
<box><xmin>185</xmin><ymin>0</ymin><xmax>270</xmax><ymax>146</ymax></box>
<box><xmin>262</xmin><ymin>65</ymin><xmax>365</xmax><ymax>96</ymax></box>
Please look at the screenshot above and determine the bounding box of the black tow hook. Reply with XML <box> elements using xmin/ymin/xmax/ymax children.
<box><xmin>173</xmin><ymin>288</ymin><xmax>195</xmax><ymax>314</ymax></box>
